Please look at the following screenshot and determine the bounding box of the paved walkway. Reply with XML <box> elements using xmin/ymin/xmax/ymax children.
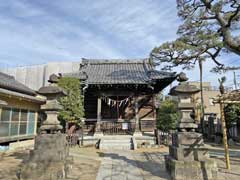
<box><xmin>96</xmin><ymin>151</ymin><xmax>170</xmax><ymax>180</ymax></box>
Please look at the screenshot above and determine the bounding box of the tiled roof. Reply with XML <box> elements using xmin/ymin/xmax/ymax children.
<box><xmin>63</xmin><ymin>58</ymin><xmax>176</xmax><ymax>85</ymax></box>
<box><xmin>0</xmin><ymin>72</ymin><xmax>36</xmax><ymax>96</ymax></box>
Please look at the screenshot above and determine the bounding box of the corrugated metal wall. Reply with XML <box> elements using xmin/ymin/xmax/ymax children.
<box><xmin>0</xmin><ymin>61</ymin><xmax>81</xmax><ymax>90</ymax></box>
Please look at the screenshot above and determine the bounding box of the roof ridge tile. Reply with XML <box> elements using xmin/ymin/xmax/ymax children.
<box><xmin>81</xmin><ymin>58</ymin><xmax>149</xmax><ymax>65</ymax></box>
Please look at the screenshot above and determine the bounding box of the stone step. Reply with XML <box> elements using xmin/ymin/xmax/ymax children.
<box><xmin>101</xmin><ymin>139</ymin><xmax>131</xmax><ymax>143</ymax></box>
<box><xmin>101</xmin><ymin>135</ymin><xmax>132</xmax><ymax>140</ymax></box>
<box><xmin>100</xmin><ymin>144</ymin><xmax>132</xmax><ymax>147</ymax></box>
<box><xmin>100</xmin><ymin>146</ymin><xmax>132</xmax><ymax>151</ymax></box>
<box><xmin>99</xmin><ymin>144</ymin><xmax>132</xmax><ymax>150</ymax></box>
<box><xmin>99</xmin><ymin>136</ymin><xmax>134</xmax><ymax>150</ymax></box>
<box><xmin>101</xmin><ymin>143</ymin><xmax>131</xmax><ymax>147</ymax></box>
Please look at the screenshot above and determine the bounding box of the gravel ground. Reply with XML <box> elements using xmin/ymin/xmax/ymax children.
<box><xmin>0</xmin><ymin>147</ymin><xmax>101</xmax><ymax>180</ymax></box>
<box><xmin>0</xmin><ymin>145</ymin><xmax>240</xmax><ymax>180</ymax></box>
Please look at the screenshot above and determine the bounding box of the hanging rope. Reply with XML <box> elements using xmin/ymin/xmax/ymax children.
<box><xmin>102</xmin><ymin>96</ymin><xmax>131</xmax><ymax>108</ymax></box>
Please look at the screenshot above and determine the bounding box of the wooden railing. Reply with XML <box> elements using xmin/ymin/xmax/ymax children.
<box><xmin>140</xmin><ymin>120</ymin><xmax>156</xmax><ymax>132</ymax></box>
<box><xmin>100</xmin><ymin>121</ymin><xmax>136</xmax><ymax>135</ymax></box>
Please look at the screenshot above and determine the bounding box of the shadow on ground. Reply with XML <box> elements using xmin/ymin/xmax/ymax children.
<box><xmin>98</xmin><ymin>151</ymin><xmax>170</xmax><ymax>180</ymax></box>
<box><xmin>0</xmin><ymin>150</ymin><xmax>28</xmax><ymax>180</ymax></box>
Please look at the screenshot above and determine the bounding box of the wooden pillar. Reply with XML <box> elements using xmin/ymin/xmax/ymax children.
<box><xmin>152</xmin><ymin>94</ymin><xmax>156</xmax><ymax>119</ymax></box>
<box><xmin>96</xmin><ymin>97</ymin><xmax>102</xmax><ymax>132</ymax></box>
<box><xmin>220</xmin><ymin>101</ymin><xmax>231</xmax><ymax>169</ymax></box>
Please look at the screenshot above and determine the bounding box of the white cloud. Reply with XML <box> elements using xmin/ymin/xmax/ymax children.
<box><xmin>0</xmin><ymin>0</ymin><xmax>239</xmax><ymax>87</ymax></box>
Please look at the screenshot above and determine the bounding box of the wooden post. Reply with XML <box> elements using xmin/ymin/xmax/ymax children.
<box><xmin>117</xmin><ymin>96</ymin><xmax>119</xmax><ymax>120</ymax></box>
<box><xmin>220</xmin><ymin>101</ymin><xmax>231</xmax><ymax>169</ymax></box>
<box><xmin>152</xmin><ymin>95</ymin><xmax>156</xmax><ymax>119</ymax></box>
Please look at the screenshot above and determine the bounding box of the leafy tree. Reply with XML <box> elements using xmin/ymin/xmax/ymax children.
<box><xmin>151</xmin><ymin>0</ymin><xmax>240</xmax><ymax>72</ymax></box>
<box><xmin>57</xmin><ymin>77</ymin><xmax>84</xmax><ymax>127</ymax></box>
<box><xmin>224</xmin><ymin>104</ymin><xmax>240</xmax><ymax>136</ymax></box>
<box><xmin>151</xmin><ymin>0</ymin><xmax>240</xmax><ymax>131</ymax></box>
<box><xmin>157</xmin><ymin>99</ymin><xmax>179</xmax><ymax>131</ymax></box>
<box><xmin>178</xmin><ymin>0</ymin><xmax>240</xmax><ymax>56</ymax></box>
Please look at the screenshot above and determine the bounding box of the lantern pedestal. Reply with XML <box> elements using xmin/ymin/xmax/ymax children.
<box><xmin>20</xmin><ymin>133</ymin><xmax>73</xmax><ymax>180</ymax></box>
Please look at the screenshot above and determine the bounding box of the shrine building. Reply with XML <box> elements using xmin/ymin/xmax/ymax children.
<box><xmin>63</xmin><ymin>58</ymin><xmax>176</xmax><ymax>136</ymax></box>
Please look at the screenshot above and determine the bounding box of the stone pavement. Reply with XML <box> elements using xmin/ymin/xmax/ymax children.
<box><xmin>96</xmin><ymin>150</ymin><xmax>170</xmax><ymax>180</ymax></box>
<box><xmin>1</xmin><ymin>146</ymin><xmax>240</xmax><ymax>180</ymax></box>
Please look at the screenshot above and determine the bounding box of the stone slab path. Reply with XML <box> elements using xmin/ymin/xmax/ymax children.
<box><xmin>96</xmin><ymin>150</ymin><xmax>170</xmax><ymax>180</ymax></box>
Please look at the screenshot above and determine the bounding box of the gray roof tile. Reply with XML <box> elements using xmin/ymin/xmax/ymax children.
<box><xmin>63</xmin><ymin>58</ymin><xmax>176</xmax><ymax>84</ymax></box>
<box><xmin>0</xmin><ymin>72</ymin><xmax>36</xmax><ymax>96</ymax></box>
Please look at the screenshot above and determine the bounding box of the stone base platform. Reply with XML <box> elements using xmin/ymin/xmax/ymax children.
<box><xmin>20</xmin><ymin>159</ymin><xmax>73</xmax><ymax>180</ymax></box>
<box><xmin>165</xmin><ymin>156</ymin><xmax>218</xmax><ymax>180</ymax></box>
<box><xmin>169</xmin><ymin>145</ymin><xmax>209</xmax><ymax>161</ymax></box>
<box><xmin>20</xmin><ymin>133</ymin><xmax>73</xmax><ymax>180</ymax></box>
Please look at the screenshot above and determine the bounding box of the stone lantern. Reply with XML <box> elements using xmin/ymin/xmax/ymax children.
<box><xmin>20</xmin><ymin>74</ymin><xmax>72</xmax><ymax>180</ymax></box>
<box><xmin>38</xmin><ymin>74</ymin><xmax>66</xmax><ymax>133</ymax></box>
<box><xmin>169</xmin><ymin>72</ymin><xmax>199</xmax><ymax>131</ymax></box>
<box><xmin>165</xmin><ymin>72</ymin><xmax>218</xmax><ymax>180</ymax></box>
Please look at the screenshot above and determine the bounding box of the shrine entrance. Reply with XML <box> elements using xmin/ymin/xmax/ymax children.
<box><xmin>100</xmin><ymin>121</ymin><xmax>136</xmax><ymax>135</ymax></box>
<box><xmin>100</xmin><ymin>95</ymin><xmax>136</xmax><ymax>135</ymax></box>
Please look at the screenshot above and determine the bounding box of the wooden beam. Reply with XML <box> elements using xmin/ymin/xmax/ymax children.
<box><xmin>100</xmin><ymin>91</ymin><xmax>134</xmax><ymax>96</ymax></box>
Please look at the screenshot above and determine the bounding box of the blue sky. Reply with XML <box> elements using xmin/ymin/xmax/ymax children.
<box><xmin>0</xmin><ymin>0</ymin><xmax>239</xmax><ymax>87</ymax></box>
<box><xmin>0</xmin><ymin>0</ymin><xmax>179</xmax><ymax>67</ymax></box>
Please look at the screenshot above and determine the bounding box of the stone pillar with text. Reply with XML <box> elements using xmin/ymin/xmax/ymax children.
<box><xmin>133</xmin><ymin>96</ymin><xmax>142</xmax><ymax>136</ymax></box>
<box><xmin>165</xmin><ymin>72</ymin><xmax>218</xmax><ymax>180</ymax></box>
<box><xmin>20</xmin><ymin>74</ymin><xmax>73</xmax><ymax>180</ymax></box>
<box><xmin>94</xmin><ymin>97</ymin><xmax>103</xmax><ymax>137</ymax></box>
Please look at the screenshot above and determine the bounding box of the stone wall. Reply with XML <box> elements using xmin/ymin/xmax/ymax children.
<box><xmin>0</xmin><ymin>61</ymin><xmax>81</xmax><ymax>90</ymax></box>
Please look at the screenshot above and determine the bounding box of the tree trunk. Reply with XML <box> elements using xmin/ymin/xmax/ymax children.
<box><xmin>199</xmin><ymin>59</ymin><xmax>205</xmax><ymax>133</ymax></box>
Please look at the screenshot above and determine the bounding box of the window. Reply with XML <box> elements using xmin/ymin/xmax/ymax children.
<box><xmin>0</xmin><ymin>107</ymin><xmax>11</xmax><ymax>122</ymax></box>
<box><xmin>20</xmin><ymin>110</ymin><xmax>28</xmax><ymax>135</ymax></box>
<box><xmin>0</xmin><ymin>108</ymin><xmax>11</xmax><ymax>137</ymax></box>
<box><xmin>10</xmin><ymin>108</ymin><xmax>20</xmax><ymax>136</ymax></box>
<box><xmin>27</xmin><ymin>111</ymin><xmax>35</xmax><ymax>135</ymax></box>
<box><xmin>0</xmin><ymin>108</ymin><xmax>36</xmax><ymax>137</ymax></box>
